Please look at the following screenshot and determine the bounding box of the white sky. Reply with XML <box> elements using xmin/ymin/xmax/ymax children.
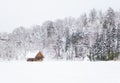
<box><xmin>0</xmin><ymin>0</ymin><xmax>120</xmax><ymax>33</ymax></box>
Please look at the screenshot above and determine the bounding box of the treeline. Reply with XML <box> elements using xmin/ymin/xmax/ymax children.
<box><xmin>0</xmin><ymin>7</ymin><xmax>120</xmax><ymax>61</ymax></box>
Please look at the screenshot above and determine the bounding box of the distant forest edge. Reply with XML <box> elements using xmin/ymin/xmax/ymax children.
<box><xmin>0</xmin><ymin>7</ymin><xmax>120</xmax><ymax>61</ymax></box>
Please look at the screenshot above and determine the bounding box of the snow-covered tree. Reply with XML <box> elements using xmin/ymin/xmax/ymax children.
<box><xmin>0</xmin><ymin>7</ymin><xmax>120</xmax><ymax>61</ymax></box>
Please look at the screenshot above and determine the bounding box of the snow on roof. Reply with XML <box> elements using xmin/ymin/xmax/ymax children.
<box><xmin>26</xmin><ymin>50</ymin><xmax>39</xmax><ymax>58</ymax></box>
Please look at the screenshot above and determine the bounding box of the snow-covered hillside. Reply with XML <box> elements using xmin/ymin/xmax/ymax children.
<box><xmin>0</xmin><ymin>61</ymin><xmax>120</xmax><ymax>83</ymax></box>
<box><xmin>0</xmin><ymin>8</ymin><xmax>120</xmax><ymax>61</ymax></box>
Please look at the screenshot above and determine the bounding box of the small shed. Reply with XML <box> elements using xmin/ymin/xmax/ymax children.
<box><xmin>26</xmin><ymin>51</ymin><xmax>44</xmax><ymax>61</ymax></box>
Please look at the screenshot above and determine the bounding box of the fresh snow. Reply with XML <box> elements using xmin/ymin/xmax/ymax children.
<box><xmin>26</xmin><ymin>50</ymin><xmax>39</xmax><ymax>58</ymax></box>
<box><xmin>0</xmin><ymin>61</ymin><xmax>120</xmax><ymax>83</ymax></box>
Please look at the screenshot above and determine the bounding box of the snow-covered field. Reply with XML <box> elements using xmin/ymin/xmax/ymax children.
<box><xmin>0</xmin><ymin>61</ymin><xmax>120</xmax><ymax>83</ymax></box>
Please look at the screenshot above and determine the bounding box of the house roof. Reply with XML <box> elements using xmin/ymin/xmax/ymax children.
<box><xmin>26</xmin><ymin>50</ymin><xmax>39</xmax><ymax>58</ymax></box>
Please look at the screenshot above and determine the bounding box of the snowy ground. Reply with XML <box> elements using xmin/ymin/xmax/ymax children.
<box><xmin>0</xmin><ymin>61</ymin><xmax>120</xmax><ymax>83</ymax></box>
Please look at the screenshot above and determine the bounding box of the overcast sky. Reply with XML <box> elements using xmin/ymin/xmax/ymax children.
<box><xmin>0</xmin><ymin>0</ymin><xmax>120</xmax><ymax>33</ymax></box>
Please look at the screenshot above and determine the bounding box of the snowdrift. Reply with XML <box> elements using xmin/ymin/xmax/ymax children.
<box><xmin>0</xmin><ymin>61</ymin><xmax>120</xmax><ymax>83</ymax></box>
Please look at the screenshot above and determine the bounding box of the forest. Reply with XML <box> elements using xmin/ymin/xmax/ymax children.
<box><xmin>0</xmin><ymin>7</ymin><xmax>120</xmax><ymax>61</ymax></box>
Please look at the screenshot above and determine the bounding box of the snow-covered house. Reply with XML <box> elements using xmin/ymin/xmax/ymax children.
<box><xmin>26</xmin><ymin>51</ymin><xmax>44</xmax><ymax>61</ymax></box>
